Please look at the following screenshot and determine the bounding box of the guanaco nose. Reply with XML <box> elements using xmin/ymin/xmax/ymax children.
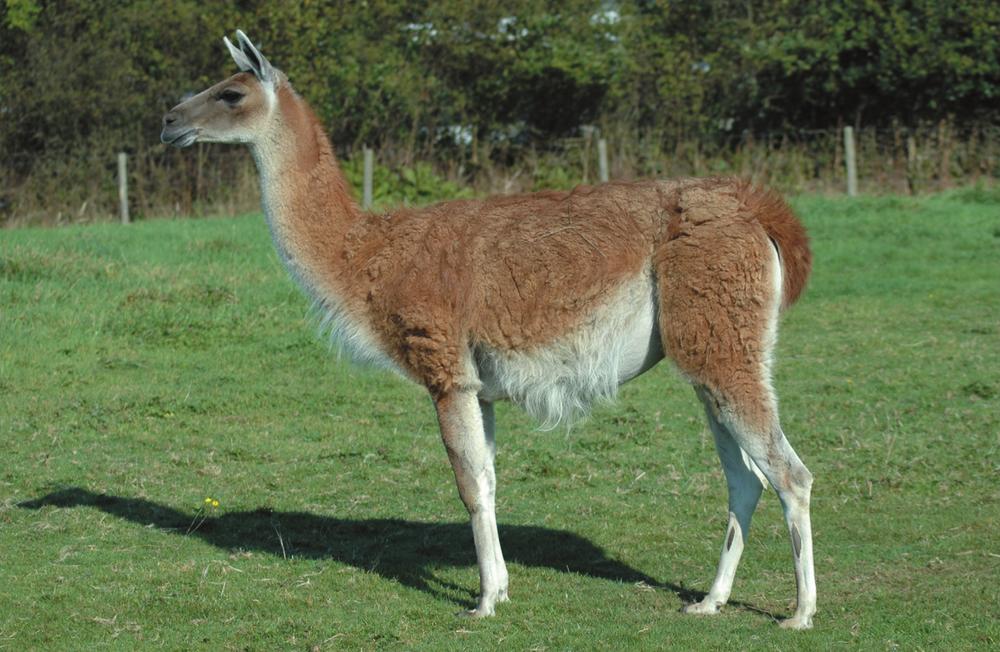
<box><xmin>162</xmin><ymin>111</ymin><xmax>179</xmax><ymax>127</ymax></box>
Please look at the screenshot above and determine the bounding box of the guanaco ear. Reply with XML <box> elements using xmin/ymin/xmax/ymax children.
<box><xmin>224</xmin><ymin>34</ymin><xmax>256</xmax><ymax>74</ymax></box>
<box><xmin>223</xmin><ymin>30</ymin><xmax>275</xmax><ymax>84</ymax></box>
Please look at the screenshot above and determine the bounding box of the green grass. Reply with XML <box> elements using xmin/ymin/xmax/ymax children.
<box><xmin>2</xmin><ymin>192</ymin><xmax>998</xmax><ymax>650</ymax></box>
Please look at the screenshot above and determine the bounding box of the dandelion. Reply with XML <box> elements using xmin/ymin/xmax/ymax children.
<box><xmin>187</xmin><ymin>496</ymin><xmax>221</xmax><ymax>535</ymax></box>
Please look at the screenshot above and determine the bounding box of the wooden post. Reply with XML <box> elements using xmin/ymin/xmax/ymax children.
<box><xmin>362</xmin><ymin>147</ymin><xmax>374</xmax><ymax>210</ymax></box>
<box><xmin>117</xmin><ymin>152</ymin><xmax>130</xmax><ymax>223</ymax></box>
<box><xmin>937</xmin><ymin>117</ymin><xmax>952</xmax><ymax>188</ymax></box>
<box><xmin>906</xmin><ymin>134</ymin><xmax>918</xmax><ymax>195</ymax></box>
<box><xmin>843</xmin><ymin>126</ymin><xmax>858</xmax><ymax>196</ymax></box>
<box><xmin>597</xmin><ymin>137</ymin><xmax>609</xmax><ymax>183</ymax></box>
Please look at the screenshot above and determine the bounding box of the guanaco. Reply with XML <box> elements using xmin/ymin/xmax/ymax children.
<box><xmin>161</xmin><ymin>31</ymin><xmax>816</xmax><ymax>628</ymax></box>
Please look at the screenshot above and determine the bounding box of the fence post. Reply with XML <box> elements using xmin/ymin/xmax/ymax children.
<box><xmin>906</xmin><ymin>134</ymin><xmax>918</xmax><ymax>194</ymax></box>
<box><xmin>362</xmin><ymin>147</ymin><xmax>374</xmax><ymax>210</ymax></box>
<box><xmin>117</xmin><ymin>152</ymin><xmax>130</xmax><ymax>223</ymax></box>
<box><xmin>843</xmin><ymin>126</ymin><xmax>858</xmax><ymax>196</ymax></box>
<box><xmin>597</xmin><ymin>137</ymin><xmax>609</xmax><ymax>183</ymax></box>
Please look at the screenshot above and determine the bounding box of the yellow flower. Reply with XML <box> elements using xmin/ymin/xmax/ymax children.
<box><xmin>204</xmin><ymin>497</ymin><xmax>213</xmax><ymax>504</ymax></box>
<box><xmin>211</xmin><ymin>500</ymin><xmax>220</xmax><ymax>508</ymax></box>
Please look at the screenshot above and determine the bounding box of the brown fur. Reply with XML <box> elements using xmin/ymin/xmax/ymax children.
<box><xmin>166</xmin><ymin>76</ymin><xmax>812</xmax><ymax>400</ymax></box>
<box><xmin>263</xmin><ymin>89</ymin><xmax>813</xmax><ymax>399</ymax></box>
<box><xmin>332</xmin><ymin>176</ymin><xmax>807</xmax><ymax>399</ymax></box>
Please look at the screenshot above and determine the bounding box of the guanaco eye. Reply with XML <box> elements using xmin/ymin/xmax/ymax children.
<box><xmin>218</xmin><ymin>89</ymin><xmax>244</xmax><ymax>105</ymax></box>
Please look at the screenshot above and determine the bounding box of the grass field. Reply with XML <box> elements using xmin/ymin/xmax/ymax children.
<box><xmin>2</xmin><ymin>190</ymin><xmax>998</xmax><ymax>650</ymax></box>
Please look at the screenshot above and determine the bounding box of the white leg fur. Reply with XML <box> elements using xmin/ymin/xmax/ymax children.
<box><xmin>684</xmin><ymin>397</ymin><xmax>765</xmax><ymax>615</ymax></box>
<box><xmin>435</xmin><ymin>392</ymin><xmax>508</xmax><ymax>616</ymax></box>
<box><xmin>479</xmin><ymin>400</ymin><xmax>509</xmax><ymax>604</ymax></box>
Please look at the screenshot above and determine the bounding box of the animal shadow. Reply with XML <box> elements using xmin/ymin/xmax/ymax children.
<box><xmin>19</xmin><ymin>486</ymin><xmax>774</xmax><ymax>617</ymax></box>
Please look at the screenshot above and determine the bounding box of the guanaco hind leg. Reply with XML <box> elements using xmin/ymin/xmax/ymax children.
<box><xmin>689</xmin><ymin>384</ymin><xmax>817</xmax><ymax>629</ymax></box>
<box><xmin>658</xmin><ymin>220</ymin><xmax>815</xmax><ymax>628</ymax></box>
<box><xmin>434</xmin><ymin>391</ymin><xmax>508</xmax><ymax>616</ymax></box>
<box><xmin>683</xmin><ymin>388</ymin><xmax>766</xmax><ymax>616</ymax></box>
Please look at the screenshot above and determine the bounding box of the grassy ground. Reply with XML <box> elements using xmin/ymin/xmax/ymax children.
<box><xmin>1</xmin><ymin>190</ymin><xmax>998</xmax><ymax>650</ymax></box>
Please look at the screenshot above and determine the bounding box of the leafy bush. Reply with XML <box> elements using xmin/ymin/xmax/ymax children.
<box><xmin>341</xmin><ymin>157</ymin><xmax>472</xmax><ymax>210</ymax></box>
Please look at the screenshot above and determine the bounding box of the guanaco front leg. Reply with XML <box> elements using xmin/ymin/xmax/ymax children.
<box><xmin>435</xmin><ymin>390</ymin><xmax>508</xmax><ymax>616</ymax></box>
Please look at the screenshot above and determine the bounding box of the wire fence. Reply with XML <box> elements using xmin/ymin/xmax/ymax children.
<box><xmin>2</xmin><ymin>122</ymin><xmax>998</xmax><ymax>226</ymax></box>
<box><xmin>510</xmin><ymin>122</ymin><xmax>999</xmax><ymax>196</ymax></box>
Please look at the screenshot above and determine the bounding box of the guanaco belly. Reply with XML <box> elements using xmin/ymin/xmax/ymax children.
<box><xmin>474</xmin><ymin>272</ymin><xmax>663</xmax><ymax>428</ymax></box>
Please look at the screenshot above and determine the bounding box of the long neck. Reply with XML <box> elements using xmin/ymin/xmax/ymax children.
<box><xmin>250</xmin><ymin>84</ymin><xmax>362</xmax><ymax>303</ymax></box>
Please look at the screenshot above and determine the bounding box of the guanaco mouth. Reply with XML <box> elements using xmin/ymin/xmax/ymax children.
<box><xmin>160</xmin><ymin>127</ymin><xmax>198</xmax><ymax>148</ymax></box>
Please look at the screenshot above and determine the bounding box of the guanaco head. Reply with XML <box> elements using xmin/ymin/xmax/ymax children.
<box><xmin>161</xmin><ymin>30</ymin><xmax>283</xmax><ymax>148</ymax></box>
